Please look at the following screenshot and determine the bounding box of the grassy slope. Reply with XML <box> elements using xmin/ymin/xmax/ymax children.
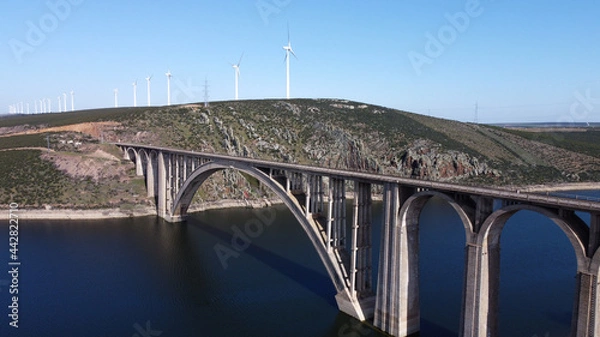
<box><xmin>1</xmin><ymin>99</ymin><xmax>598</xmax><ymax>208</ymax></box>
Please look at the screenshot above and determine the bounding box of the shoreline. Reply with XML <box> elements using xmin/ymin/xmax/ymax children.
<box><xmin>2</xmin><ymin>198</ymin><xmax>283</xmax><ymax>221</ymax></box>
<box><xmin>3</xmin><ymin>183</ymin><xmax>599</xmax><ymax>221</ymax></box>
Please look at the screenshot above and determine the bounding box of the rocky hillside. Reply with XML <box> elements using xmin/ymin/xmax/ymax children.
<box><xmin>1</xmin><ymin>99</ymin><xmax>599</xmax><ymax>208</ymax></box>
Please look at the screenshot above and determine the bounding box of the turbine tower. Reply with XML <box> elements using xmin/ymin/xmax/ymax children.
<box><xmin>231</xmin><ymin>53</ymin><xmax>243</xmax><ymax>100</ymax></box>
<box><xmin>132</xmin><ymin>81</ymin><xmax>137</xmax><ymax>107</ymax></box>
<box><xmin>146</xmin><ymin>75</ymin><xmax>152</xmax><ymax>106</ymax></box>
<box><xmin>58</xmin><ymin>96</ymin><xmax>62</xmax><ymax>112</ymax></box>
<box><xmin>114</xmin><ymin>89</ymin><xmax>119</xmax><ymax>108</ymax></box>
<box><xmin>63</xmin><ymin>93</ymin><xmax>67</xmax><ymax>112</ymax></box>
<box><xmin>70</xmin><ymin>90</ymin><xmax>74</xmax><ymax>111</ymax></box>
<box><xmin>165</xmin><ymin>70</ymin><xmax>172</xmax><ymax>106</ymax></box>
<box><xmin>35</xmin><ymin>100</ymin><xmax>38</xmax><ymax>114</ymax></box>
<box><xmin>283</xmin><ymin>26</ymin><xmax>297</xmax><ymax>99</ymax></box>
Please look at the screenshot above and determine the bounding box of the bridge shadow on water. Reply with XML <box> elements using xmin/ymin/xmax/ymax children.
<box><xmin>186</xmin><ymin>214</ymin><xmax>338</xmax><ymax>307</ymax></box>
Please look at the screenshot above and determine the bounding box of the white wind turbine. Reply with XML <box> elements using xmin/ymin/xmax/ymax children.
<box><xmin>70</xmin><ymin>90</ymin><xmax>74</xmax><ymax>111</ymax></box>
<box><xmin>165</xmin><ymin>70</ymin><xmax>172</xmax><ymax>106</ymax></box>
<box><xmin>231</xmin><ymin>53</ymin><xmax>244</xmax><ymax>100</ymax></box>
<box><xmin>114</xmin><ymin>89</ymin><xmax>119</xmax><ymax>108</ymax></box>
<box><xmin>58</xmin><ymin>96</ymin><xmax>62</xmax><ymax>112</ymax></box>
<box><xmin>283</xmin><ymin>26</ymin><xmax>297</xmax><ymax>99</ymax></box>
<box><xmin>63</xmin><ymin>93</ymin><xmax>67</xmax><ymax>112</ymax></box>
<box><xmin>146</xmin><ymin>75</ymin><xmax>152</xmax><ymax>106</ymax></box>
<box><xmin>132</xmin><ymin>81</ymin><xmax>137</xmax><ymax>107</ymax></box>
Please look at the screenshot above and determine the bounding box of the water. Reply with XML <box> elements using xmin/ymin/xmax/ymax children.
<box><xmin>0</xmin><ymin>190</ymin><xmax>598</xmax><ymax>336</ymax></box>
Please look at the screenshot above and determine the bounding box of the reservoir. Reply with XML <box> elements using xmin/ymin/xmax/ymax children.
<box><xmin>0</xmin><ymin>190</ymin><xmax>598</xmax><ymax>336</ymax></box>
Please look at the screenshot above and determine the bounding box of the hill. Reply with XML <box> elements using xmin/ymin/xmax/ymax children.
<box><xmin>1</xmin><ymin>99</ymin><xmax>599</xmax><ymax>209</ymax></box>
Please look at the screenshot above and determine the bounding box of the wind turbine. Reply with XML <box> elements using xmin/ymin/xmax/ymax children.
<box><xmin>283</xmin><ymin>26</ymin><xmax>297</xmax><ymax>99</ymax></box>
<box><xmin>132</xmin><ymin>81</ymin><xmax>137</xmax><ymax>107</ymax></box>
<box><xmin>165</xmin><ymin>70</ymin><xmax>172</xmax><ymax>106</ymax></box>
<box><xmin>231</xmin><ymin>53</ymin><xmax>243</xmax><ymax>100</ymax></box>
<box><xmin>70</xmin><ymin>90</ymin><xmax>74</xmax><ymax>111</ymax></box>
<box><xmin>114</xmin><ymin>89</ymin><xmax>119</xmax><ymax>108</ymax></box>
<box><xmin>63</xmin><ymin>93</ymin><xmax>67</xmax><ymax>112</ymax></box>
<box><xmin>47</xmin><ymin>98</ymin><xmax>52</xmax><ymax>113</ymax></box>
<box><xmin>58</xmin><ymin>96</ymin><xmax>62</xmax><ymax>112</ymax></box>
<box><xmin>146</xmin><ymin>75</ymin><xmax>152</xmax><ymax>106</ymax></box>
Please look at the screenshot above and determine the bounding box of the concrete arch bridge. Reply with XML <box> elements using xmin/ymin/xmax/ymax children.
<box><xmin>117</xmin><ymin>143</ymin><xmax>600</xmax><ymax>337</ymax></box>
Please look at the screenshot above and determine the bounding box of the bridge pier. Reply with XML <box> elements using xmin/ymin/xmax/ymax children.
<box><xmin>374</xmin><ymin>183</ymin><xmax>420</xmax><ymax>337</ymax></box>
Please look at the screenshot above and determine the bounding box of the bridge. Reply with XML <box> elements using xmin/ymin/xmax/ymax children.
<box><xmin>117</xmin><ymin>142</ymin><xmax>600</xmax><ymax>337</ymax></box>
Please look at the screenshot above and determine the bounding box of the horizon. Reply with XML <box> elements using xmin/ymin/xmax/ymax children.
<box><xmin>2</xmin><ymin>97</ymin><xmax>600</xmax><ymax>127</ymax></box>
<box><xmin>2</xmin><ymin>1</ymin><xmax>599</xmax><ymax>124</ymax></box>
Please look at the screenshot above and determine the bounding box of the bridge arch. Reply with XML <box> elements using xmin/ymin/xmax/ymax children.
<box><xmin>124</xmin><ymin>146</ymin><xmax>138</xmax><ymax>161</ymax></box>
<box><xmin>389</xmin><ymin>190</ymin><xmax>475</xmax><ymax>334</ymax></box>
<box><xmin>478</xmin><ymin>204</ymin><xmax>588</xmax><ymax>271</ymax></box>
<box><xmin>474</xmin><ymin>204</ymin><xmax>589</xmax><ymax>336</ymax></box>
<box><xmin>398</xmin><ymin>190</ymin><xmax>475</xmax><ymax>239</ymax></box>
<box><xmin>170</xmin><ymin>160</ymin><xmax>350</xmax><ymax>297</ymax></box>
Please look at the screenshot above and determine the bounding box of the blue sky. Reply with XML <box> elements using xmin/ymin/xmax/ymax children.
<box><xmin>2</xmin><ymin>0</ymin><xmax>599</xmax><ymax>123</ymax></box>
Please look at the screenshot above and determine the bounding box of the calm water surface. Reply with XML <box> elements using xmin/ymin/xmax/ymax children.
<box><xmin>0</xmin><ymin>190</ymin><xmax>597</xmax><ymax>336</ymax></box>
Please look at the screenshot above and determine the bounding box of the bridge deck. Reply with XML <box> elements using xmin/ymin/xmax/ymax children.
<box><xmin>116</xmin><ymin>143</ymin><xmax>600</xmax><ymax>212</ymax></box>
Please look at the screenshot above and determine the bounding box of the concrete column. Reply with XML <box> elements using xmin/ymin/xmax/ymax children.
<box><xmin>355</xmin><ymin>182</ymin><xmax>372</xmax><ymax>297</ymax></box>
<box><xmin>174</xmin><ymin>155</ymin><xmax>180</xmax><ymax>198</ymax></box>
<box><xmin>374</xmin><ymin>184</ymin><xmax>419</xmax><ymax>337</ymax></box>
<box><xmin>572</xmin><ymin>271</ymin><xmax>597</xmax><ymax>337</ymax></box>
<box><xmin>183</xmin><ymin>156</ymin><xmax>188</xmax><ymax>182</ymax></box>
<box><xmin>157</xmin><ymin>151</ymin><xmax>167</xmax><ymax>219</ymax></box>
<box><xmin>589</xmin><ymin>212</ymin><xmax>600</xmax><ymax>258</ymax></box>
<box><xmin>351</xmin><ymin>185</ymin><xmax>360</xmax><ymax>299</ymax></box>
<box><xmin>327</xmin><ymin>177</ymin><xmax>333</xmax><ymax>251</ymax></box>
<box><xmin>167</xmin><ymin>154</ymin><xmax>173</xmax><ymax>213</ymax></box>
<box><xmin>135</xmin><ymin>152</ymin><xmax>144</xmax><ymax>176</ymax></box>
<box><xmin>475</xmin><ymin>197</ymin><xmax>494</xmax><ymax>232</ymax></box>
<box><xmin>146</xmin><ymin>154</ymin><xmax>156</xmax><ymax>199</ymax></box>
<box><xmin>460</xmin><ymin>239</ymin><xmax>500</xmax><ymax>337</ymax></box>
<box><xmin>464</xmin><ymin>238</ymin><xmax>500</xmax><ymax>337</ymax></box>
<box><xmin>305</xmin><ymin>174</ymin><xmax>311</xmax><ymax>216</ymax></box>
<box><xmin>461</xmin><ymin>196</ymin><xmax>495</xmax><ymax>337</ymax></box>
<box><xmin>330</xmin><ymin>178</ymin><xmax>346</xmax><ymax>250</ymax></box>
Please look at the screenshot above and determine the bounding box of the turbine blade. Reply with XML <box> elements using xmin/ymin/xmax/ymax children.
<box><xmin>238</xmin><ymin>52</ymin><xmax>244</xmax><ymax>66</ymax></box>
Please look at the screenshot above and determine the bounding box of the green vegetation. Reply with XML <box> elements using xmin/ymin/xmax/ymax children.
<box><xmin>0</xmin><ymin>149</ymin><xmax>146</xmax><ymax>208</ymax></box>
<box><xmin>0</xmin><ymin>107</ymin><xmax>147</xmax><ymax>128</ymax></box>
<box><xmin>1</xmin><ymin>98</ymin><xmax>599</xmax><ymax>209</ymax></box>
<box><xmin>0</xmin><ymin>133</ymin><xmax>48</xmax><ymax>150</ymax></box>
<box><xmin>504</xmin><ymin>128</ymin><xmax>600</xmax><ymax>159</ymax></box>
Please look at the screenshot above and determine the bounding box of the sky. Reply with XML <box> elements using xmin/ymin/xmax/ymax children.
<box><xmin>1</xmin><ymin>0</ymin><xmax>600</xmax><ymax>123</ymax></box>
